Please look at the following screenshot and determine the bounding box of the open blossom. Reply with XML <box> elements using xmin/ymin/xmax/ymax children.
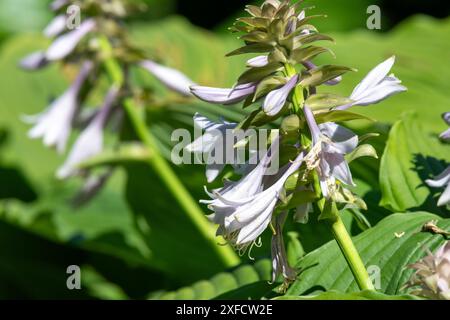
<box><xmin>304</xmin><ymin>106</ymin><xmax>357</xmax><ymax>198</ymax></box>
<box><xmin>337</xmin><ymin>56</ymin><xmax>407</xmax><ymax>110</ymax></box>
<box><xmin>406</xmin><ymin>241</ymin><xmax>450</xmax><ymax>300</ymax></box>
<box><xmin>203</xmin><ymin>137</ymin><xmax>305</xmax><ymax>251</ymax></box>
<box><xmin>27</xmin><ymin>61</ymin><xmax>94</xmax><ymax>153</ymax></box>
<box><xmin>185</xmin><ymin>113</ymin><xmax>237</xmax><ymax>183</ymax></box>
<box><xmin>57</xmin><ymin>86</ymin><xmax>119</xmax><ymax>179</ymax></box>
<box><xmin>140</xmin><ymin>60</ymin><xmax>196</xmax><ymax>96</ymax></box>
<box><xmin>191</xmin><ymin>82</ymin><xmax>257</xmax><ymax>105</ymax></box>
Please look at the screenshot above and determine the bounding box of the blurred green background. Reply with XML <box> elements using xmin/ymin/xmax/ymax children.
<box><xmin>0</xmin><ymin>0</ymin><xmax>449</xmax><ymax>299</ymax></box>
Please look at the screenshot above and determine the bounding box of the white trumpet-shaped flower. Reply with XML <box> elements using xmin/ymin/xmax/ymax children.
<box><xmin>247</xmin><ymin>55</ymin><xmax>269</xmax><ymax>68</ymax></box>
<box><xmin>190</xmin><ymin>82</ymin><xmax>257</xmax><ymax>105</ymax></box>
<box><xmin>140</xmin><ymin>60</ymin><xmax>196</xmax><ymax>96</ymax></box>
<box><xmin>440</xmin><ymin>112</ymin><xmax>450</xmax><ymax>142</ymax></box>
<box><xmin>337</xmin><ymin>56</ymin><xmax>407</xmax><ymax>110</ymax></box>
<box><xmin>185</xmin><ymin>113</ymin><xmax>237</xmax><ymax>183</ymax></box>
<box><xmin>57</xmin><ymin>87</ymin><xmax>119</xmax><ymax>179</ymax></box>
<box><xmin>46</xmin><ymin>19</ymin><xmax>96</xmax><ymax>61</ymax></box>
<box><xmin>203</xmin><ymin>137</ymin><xmax>305</xmax><ymax>250</ymax></box>
<box><xmin>27</xmin><ymin>61</ymin><xmax>94</xmax><ymax>153</ymax></box>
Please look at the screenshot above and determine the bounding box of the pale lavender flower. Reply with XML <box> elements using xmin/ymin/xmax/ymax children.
<box><xmin>439</xmin><ymin>112</ymin><xmax>450</xmax><ymax>142</ymax></box>
<box><xmin>46</xmin><ymin>19</ymin><xmax>96</xmax><ymax>61</ymax></box>
<box><xmin>190</xmin><ymin>82</ymin><xmax>257</xmax><ymax>105</ymax></box>
<box><xmin>271</xmin><ymin>211</ymin><xmax>297</xmax><ymax>283</ymax></box>
<box><xmin>263</xmin><ymin>75</ymin><xmax>299</xmax><ymax>116</ymax></box>
<box><xmin>426</xmin><ymin>166</ymin><xmax>450</xmax><ymax>207</ymax></box>
<box><xmin>19</xmin><ymin>51</ymin><xmax>49</xmax><ymax>70</ymax></box>
<box><xmin>304</xmin><ymin>106</ymin><xmax>357</xmax><ymax>198</ymax></box>
<box><xmin>57</xmin><ymin>86</ymin><xmax>119</xmax><ymax>179</ymax></box>
<box><xmin>140</xmin><ymin>60</ymin><xmax>196</xmax><ymax>96</ymax></box>
<box><xmin>43</xmin><ymin>15</ymin><xmax>67</xmax><ymax>38</ymax></box>
<box><xmin>28</xmin><ymin>61</ymin><xmax>94</xmax><ymax>153</ymax></box>
<box><xmin>247</xmin><ymin>55</ymin><xmax>269</xmax><ymax>68</ymax></box>
<box><xmin>203</xmin><ymin>137</ymin><xmax>305</xmax><ymax>250</ymax></box>
<box><xmin>337</xmin><ymin>56</ymin><xmax>407</xmax><ymax>110</ymax></box>
<box><xmin>185</xmin><ymin>113</ymin><xmax>237</xmax><ymax>183</ymax></box>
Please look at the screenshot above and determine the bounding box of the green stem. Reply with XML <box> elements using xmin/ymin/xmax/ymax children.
<box><xmin>286</xmin><ymin>63</ymin><xmax>375</xmax><ymax>291</ymax></box>
<box><xmin>331</xmin><ymin>217</ymin><xmax>375</xmax><ymax>290</ymax></box>
<box><xmin>98</xmin><ymin>35</ymin><xmax>240</xmax><ymax>267</ymax></box>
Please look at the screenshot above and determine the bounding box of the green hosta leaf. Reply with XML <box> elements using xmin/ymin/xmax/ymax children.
<box><xmin>151</xmin><ymin>259</ymin><xmax>273</xmax><ymax>300</ymax></box>
<box><xmin>277</xmin><ymin>290</ymin><xmax>421</xmax><ymax>300</ymax></box>
<box><xmin>285</xmin><ymin>212</ymin><xmax>450</xmax><ymax>296</ymax></box>
<box><xmin>237</xmin><ymin>62</ymin><xmax>282</xmax><ymax>84</ymax></box>
<box><xmin>379</xmin><ymin>112</ymin><xmax>449</xmax><ymax>214</ymax></box>
<box><xmin>314</xmin><ymin>110</ymin><xmax>374</xmax><ymax>124</ymax></box>
<box><xmin>290</xmin><ymin>46</ymin><xmax>335</xmax><ymax>64</ymax></box>
<box><xmin>346</xmin><ymin>144</ymin><xmax>378</xmax><ymax>163</ymax></box>
<box><xmin>300</xmin><ymin>65</ymin><xmax>356</xmax><ymax>87</ymax></box>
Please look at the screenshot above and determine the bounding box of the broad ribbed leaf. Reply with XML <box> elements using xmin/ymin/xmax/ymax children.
<box><xmin>379</xmin><ymin>112</ymin><xmax>449</xmax><ymax>214</ymax></box>
<box><xmin>286</xmin><ymin>212</ymin><xmax>450</xmax><ymax>296</ymax></box>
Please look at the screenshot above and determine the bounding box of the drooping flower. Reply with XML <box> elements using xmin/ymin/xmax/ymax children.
<box><xmin>185</xmin><ymin>113</ymin><xmax>237</xmax><ymax>183</ymax></box>
<box><xmin>203</xmin><ymin>137</ymin><xmax>305</xmax><ymax>251</ymax></box>
<box><xmin>406</xmin><ymin>241</ymin><xmax>450</xmax><ymax>300</ymax></box>
<box><xmin>263</xmin><ymin>75</ymin><xmax>299</xmax><ymax>116</ymax></box>
<box><xmin>57</xmin><ymin>86</ymin><xmax>119</xmax><ymax>179</ymax></box>
<box><xmin>439</xmin><ymin>112</ymin><xmax>450</xmax><ymax>142</ymax></box>
<box><xmin>337</xmin><ymin>56</ymin><xmax>407</xmax><ymax>110</ymax></box>
<box><xmin>46</xmin><ymin>19</ymin><xmax>96</xmax><ymax>61</ymax></box>
<box><xmin>28</xmin><ymin>60</ymin><xmax>94</xmax><ymax>153</ymax></box>
<box><xmin>426</xmin><ymin>166</ymin><xmax>450</xmax><ymax>207</ymax></box>
<box><xmin>190</xmin><ymin>82</ymin><xmax>257</xmax><ymax>105</ymax></box>
<box><xmin>50</xmin><ymin>0</ymin><xmax>69</xmax><ymax>11</ymax></box>
<box><xmin>139</xmin><ymin>60</ymin><xmax>196</xmax><ymax>96</ymax></box>
<box><xmin>304</xmin><ymin>106</ymin><xmax>357</xmax><ymax>198</ymax></box>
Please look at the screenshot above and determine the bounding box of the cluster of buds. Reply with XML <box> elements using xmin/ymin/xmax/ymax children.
<box><xmin>426</xmin><ymin>113</ymin><xmax>450</xmax><ymax>207</ymax></box>
<box><xmin>20</xmin><ymin>0</ymin><xmax>195</xmax><ymax>205</ymax></box>
<box><xmin>406</xmin><ymin>241</ymin><xmax>450</xmax><ymax>300</ymax></box>
<box><xmin>188</xmin><ymin>0</ymin><xmax>406</xmax><ymax>286</ymax></box>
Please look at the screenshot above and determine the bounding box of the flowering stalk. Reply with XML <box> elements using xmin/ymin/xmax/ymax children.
<box><xmin>20</xmin><ymin>0</ymin><xmax>239</xmax><ymax>267</ymax></box>
<box><xmin>287</xmin><ymin>62</ymin><xmax>374</xmax><ymax>290</ymax></box>
<box><xmin>188</xmin><ymin>0</ymin><xmax>406</xmax><ymax>291</ymax></box>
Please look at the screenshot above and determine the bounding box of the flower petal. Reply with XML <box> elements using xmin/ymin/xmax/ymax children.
<box><xmin>46</xmin><ymin>19</ymin><xmax>95</xmax><ymax>61</ymax></box>
<box><xmin>247</xmin><ymin>55</ymin><xmax>269</xmax><ymax>68</ymax></box>
<box><xmin>319</xmin><ymin>122</ymin><xmax>358</xmax><ymax>154</ymax></box>
<box><xmin>191</xmin><ymin>83</ymin><xmax>256</xmax><ymax>105</ymax></box>
<box><xmin>43</xmin><ymin>15</ymin><xmax>67</xmax><ymax>38</ymax></box>
<box><xmin>140</xmin><ymin>60</ymin><xmax>195</xmax><ymax>96</ymax></box>
<box><xmin>426</xmin><ymin>166</ymin><xmax>450</xmax><ymax>188</ymax></box>
<box><xmin>351</xmin><ymin>56</ymin><xmax>396</xmax><ymax>99</ymax></box>
<box><xmin>438</xmin><ymin>183</ymin><xmax>450</xmax><ymax>207</ymax></box>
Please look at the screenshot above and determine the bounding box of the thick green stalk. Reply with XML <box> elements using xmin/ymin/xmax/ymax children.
<box><xmin>285</xmin><ymin>63</ymin><xmax>375</xmax><ymax>291</ymax></box>
<box><xmin>98</xmin><ymin>35</ymin><xmax>240</xmax><ymax>267</ymax></box>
